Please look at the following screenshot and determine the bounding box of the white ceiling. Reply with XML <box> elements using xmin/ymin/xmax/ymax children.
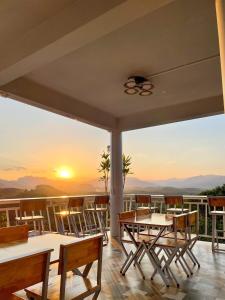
<box><xmin>0</xmin><ymin>0</ymin><xmax>223</xmax><ymax>131</ymax></box>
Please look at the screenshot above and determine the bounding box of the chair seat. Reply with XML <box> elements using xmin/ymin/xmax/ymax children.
<box><xmin>121</xmin><ymin>232</ymin><xmax>155</xmax><ymax>244</ymax></box>
<box><xmin>15</xmin><ymin>215</ymin><xmax>44</xmax><ymax>222</ymax></box>
<box><xmin>25</xmin><ymin>272</ymin><xmax>100</xmax><ymax>300</ymax></box>
<box><xmin>138</xmin><ymin>228</ymin><xmax>163</xmax><ymax>237</ymax></box>
<box><xmin>54</xmin><ymin>210</ymin><xmax>82</xmax><ymax>217</ymax></box>
<box><xmin>166</xmin><ymin>208</ymin><xmax>189</xmax><ymax>213</ymax></box>
<box><xmin>155</xmin><ymin>236</ymin><xmax>187</xmax><ymax>248</ymax></box>
<box><xmin>85</xmin><ymin>208</ymin><xmax>108</xmax><ymax>212</ymax></box>
<box><xmin>164</xmin><ymin>232</ymin><xmax>197</xmax><ymax>241</ymax></box>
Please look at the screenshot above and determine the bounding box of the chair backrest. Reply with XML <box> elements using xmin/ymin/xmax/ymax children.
<box><xmin>0</xmin><ymin>249</ymin><xmax>52</xmax><ymax>298</ymax></box>
<box><xmin>68</xmin><ymin>197</ymin><xmax>84</xmax><ymax>209</ymax></box>
<box><xmin>135</xmin><ymin>195</ymin><xmax>151</xmax><ymax>205</ymax></box>
<box><xmin>94</xmin><ymin>195</ymin><xmax>109</xmax><ymax>206</ymax></box>
<box><xmin>187</xmin><ymin>211</ymin><xmax>199</xmax><ymax>235</ymax></box>
<box><xmin>208</xmin><ymin>196</ymin><xmax>225</xmax><ymax>208</ymax></box>
<box><xmin>173</xmin><ymin>213</ymin><xmax>188</xmax><ymax>232</ymax></box>
<box><xmin>118</xmin><ymin>210</ymin><xmax>135</xmax><ymax>221</ymax></box>
<box><xmin>58</xmin><ymin>235</ymin><xmax>103</xmax><ymax>273</ymax></box>
<box><xmin>20</xmin><ymin>199</ymin><xmax>47</xmax><ymax>215</ymax></box>
<box><xmin>136</xmin><ymin>208</ymin><xmax>151</xmax><ymax>216</ymax></box>
<box><xmin>58</xmin><ymin>235</ymin><xmax>103</xmax><ymax>300</ymax></box>
<box><xmin>165</xmin><ymin>195</ymin><xmax>183</xmax><ymax>206</ymax></box>
<box><xmin>0</xmin><ymin>225</ymin><xmax>29</xmax><ymax>244</ymax></box>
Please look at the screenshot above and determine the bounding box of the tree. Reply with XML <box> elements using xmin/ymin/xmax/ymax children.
<box><xmin>98</xmin><ymin>149</ymin><xmax>133</xmax><ymax>192</ymax></box>
<box><xmin>122</xmin><ymin>154</ymin><xmax>133</xmax><ymax>188</ymax></box>
<box><xmin>200</xmin><ymin>184</ymin><xmax>225</xmax><ymax>196</ymax></box>
<box><xmin>98</xmin><ymin>151</ymin><xmax>110</xmax><ymax>193</ymax></box>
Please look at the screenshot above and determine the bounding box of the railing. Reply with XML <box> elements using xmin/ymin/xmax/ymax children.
<box><xmin>0</xmin><ymin>194</ymin><xmax>215</xmax><ymax>239</ymax></box>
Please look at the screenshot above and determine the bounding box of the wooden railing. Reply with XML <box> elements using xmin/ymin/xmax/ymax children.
<box><xmin>0</xmin><ymin>194</ymin><xmax>214</xmax><ymax>239</ymax></box>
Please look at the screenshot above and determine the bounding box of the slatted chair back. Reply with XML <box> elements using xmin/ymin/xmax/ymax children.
<box><xmin>68</xmin><ymin>197</ymin><xmax>84</xmax><ymax>210</ymax></box>
<box><xmin>118</xmin><ymin>211</ymin><xmax>136</xmax><ymax>237</ymax></box>
<box><xmin>135</xmin><ymin>195</ymin><xmax>151</xmax><ymax>205</ymax></box>
<box><xmin>208</xmin><ymin>196</ymin><xmax>225</xmax><ymax>208</ymax></box>
<box><xmin>165</xmin><ymin>195</ymin><xmax>183</xmax><ymax>206</ymax></box>
<box><xmin>19</xmin><ymin>199</ymin><xmax>47</xmax><ymax>217</ymax></box>
<box><xmin>165</xmin><ymin>195</ymin><xmax>186</xmax><ymax>214</ymax></box>
<box><xmin>136</xmin><ymin>208</ymin><xmax>151</xmax><ymax>216</ymax></box>
<box><xmin>173</xmin><ymin>213</ymin><xmax>188</xmax><ymax>242</ymax></box>
<box><xmin>187</xmin><ymin>211</ymin><xmax>199</xmax><ymax>235</ymax></box>
<box><xmin>0</xmin><ymin>249</ymin><xmax>52</xmax><ymax>299</ymax></box>
<box><xmin>94</xmin><ymin>195</ymin><xmax>110</xmax><ymax>205</ymax></box>
<box><xmin>118</xmin><ymin>210</ymin><xmax>135</xmax><ymax>221</ymax></box>
<box><xmin>58</xmin><ymin>235</ymin><xmax>103</xmax><ymax>300</ymax></box>
<box><xmin>0</xmin><ymin>225</ymin><xmax>29</xmax><ymax>244</ymax></box>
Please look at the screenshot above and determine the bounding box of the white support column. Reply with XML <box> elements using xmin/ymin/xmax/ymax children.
<box><xmin>216</xmin><ymin>0</ymin><xmax>225</xmax><ymax>110</ymax></box>
<box><xmin>110</xmin><ymin>129</ymin><xmax>123</xmax><ymax>237</ymax></box>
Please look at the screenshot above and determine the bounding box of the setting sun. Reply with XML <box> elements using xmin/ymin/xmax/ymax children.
<box><xmin>56</xmin><ymin>167</ymin><xmax>74</xmax><ymax>179</ymax></box>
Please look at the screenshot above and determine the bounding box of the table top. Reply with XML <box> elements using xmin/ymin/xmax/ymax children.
<box><xmin>119</xmin><ymin>213</ymin><xmax>174</xmax><ymax>227</ymax></box>
<box><xmin>0</xmin><ymin>233</ymin><xmax>83</xmax><ymax>264</ymax></box>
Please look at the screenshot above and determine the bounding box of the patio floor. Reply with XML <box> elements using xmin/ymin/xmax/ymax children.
<box><xmin>17</xmin><ymin>237</ymin><xmax>225</xmax><ymax>300</ymax></box>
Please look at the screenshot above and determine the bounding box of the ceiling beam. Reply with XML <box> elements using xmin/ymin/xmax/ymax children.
<box><xmin>119</xmin><ymin>95</ymin><xmax>224</xmax><ymax>131</ymax></box>
<box><xmin>0</xmin><ymin>78</ymin><xmax>117</xmax><ymax>130</ymax></box>
<box><xmin>0</xmin><ymin>0</ymin><xmax>174</xmax><ymax>86</ymax></box>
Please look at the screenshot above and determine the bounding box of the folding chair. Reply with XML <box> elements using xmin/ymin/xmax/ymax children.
<box><xmin>26</xmin><ymin>235</ymin><xmax>104</xmax><ymax>300</ymax></box>
<box><xmin>208</xmin><ymin>196</ymin><xmax>225</xmax><ymax>252</ymax></box>
<box><xmin>85</xmin><ymin>195</ymin><xmax>109</xmax><ymax>243</ymax></box>
<box><xmin>54</xmin><ymin>197</ymin><xmax>85</xmax><ymax>236</ymax></box>
<box><xmin>118</xmin><ymin>210</ymin><xmax>154</xmax><ymax>279</ymax></box>
<box><xmin>15</xmin><ymin>199</ymin><xmax>47</xmax><ymax>235</ymax></box>
<box><xmin>165</xmin><ymin>196</ymin><xmax>189</xmax><ymax>214</ymax></box>
<box><xmin>148</xmin><ymin>213</ymin><xmax>189</xmax><ymax>287</ymax></box>
<box><xmin>0</xmin><ymin>249</ymin><xmax>52</xmax><ymax>299</ymax></box>
<box><xmin>164</xmin><ymin>211</ymin><xmax>200</xmax><ymax>275</ymax></box>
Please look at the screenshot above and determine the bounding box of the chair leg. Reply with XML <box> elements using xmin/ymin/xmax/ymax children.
<box><xmin>92</xmin><ymin>289</ymin><xmax>101</xmax><ymax>300</ymax></box>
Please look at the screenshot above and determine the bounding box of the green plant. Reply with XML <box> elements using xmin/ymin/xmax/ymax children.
<box><xmin>122</xmin><ymin>154</ymin><xmax>133</xmax><ymax>188</ymax></box>
<box><xmin>98</xmin><ymin>151</ymin><xmax>110</xmax><ymax>193</ymax></box>
<box><xmin>98</xmin><ymin>150</ymin><xmax>133</xmax><ymax>192</ymax></box>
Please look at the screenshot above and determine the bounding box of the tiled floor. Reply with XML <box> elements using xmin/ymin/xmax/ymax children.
<box><xmin>18</xmin><ymin>237</ymin><xmax>225</xmax><ymax>299</ymax></box>
<box><xmin>97</xmin><ymin>238</ymin><xmax>225</xmax><ymax>300</ymax></box>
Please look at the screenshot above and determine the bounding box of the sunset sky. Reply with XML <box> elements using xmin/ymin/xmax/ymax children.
<box><xmin>1</xmin><ymin>96</ymin><xmax>225</xmax><ymax>182</ymax></box>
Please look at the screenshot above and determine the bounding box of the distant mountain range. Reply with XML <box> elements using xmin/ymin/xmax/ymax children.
<box><xmin>0</xmin><ymin>174</ymin><xmax>224</xmax><ymax>196</ymax></box>
<box><xmin>125</xmin><ymin>175</ymin><xmax>225</xmax><ymax>190</ymax></box>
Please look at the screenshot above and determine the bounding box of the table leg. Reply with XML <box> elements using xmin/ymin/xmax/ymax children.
<box><xmin>212</xmin><ymin>214</ymin><xmax>216</xmax><ymax>252</ymax></box>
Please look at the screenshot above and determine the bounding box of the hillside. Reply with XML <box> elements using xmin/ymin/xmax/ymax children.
<box><xmin>0</xmin><ymin>185</ymin><xmax>65</xmax><ymax>199</ymax></box>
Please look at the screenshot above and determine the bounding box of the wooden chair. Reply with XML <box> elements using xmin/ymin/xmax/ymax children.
<box><xmin>164</xmin><ymin>211</ymin><xmax>200</xmax><ymax>273</ymax></box>
<box><xmin>149</xmin><ymin>213</ymin><xmax>189</xmax><ymax>286</ymax></box>
<box><xmin>135</xmin><ymin>195</ymin><xmax>157</xmax><ymax>212</ymax></box>
<box><xmin>0</xmin><ymin>248</ymin><xmax>52</xmax><ymax>299</ymax></box>
<box><xmin>0</xmin><ymin>224</ymin><xmax>29</xmax><ymax>244</ymax></box>
<box><xmin>85</xmin><ymin>195</ymin><xmax>110</xmax><ymax>243</ymax></box>
<box><xmin>165</xmin><ymin>195</ymin><xmax>189</xmax><ymax>214</ymax></box>
<box><xmin>208</xmin><ymin>196</ymin><xmax>225</xmax><ymax>251</ymax></box>
<box><xmin>15</xmin><ymin>199</ymin><xmax>47</xmax><ymax>235</ymax></box>
<box><xmin>25</xmin><ymin>235</ymin><xmax>104</xmax><ymax>300</ymax></box>
<box><xmin>54</xmin><ymin>197</ymin><xmax>85</xmax><ymax>236</ymax></box>
<box><xmin>118</xmin><ymin>210</ymin><xmax>154</xmax><ymax>279</ymax></box>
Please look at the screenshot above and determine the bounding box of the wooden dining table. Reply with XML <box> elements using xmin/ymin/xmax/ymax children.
<box><xmin>119</xmin><ymin>213</ymin><xmax>174</xmax><ymax>286</ymax></box>
<box><xmin>0</xmin><ymin>233</ymin><xmax>86</xmax><ymax>264</ymax></box>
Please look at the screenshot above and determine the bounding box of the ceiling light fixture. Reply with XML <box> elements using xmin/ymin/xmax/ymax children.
<box><xmin>124</xmin><ymin>76</ymin><xmax>154</xmax><ymax>96</ymax></box>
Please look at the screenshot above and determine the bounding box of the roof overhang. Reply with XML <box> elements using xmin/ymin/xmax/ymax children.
<box><xmin>0</xmin><ymin>0</ymin><xmax>223</xmax><ymax>131</ymax></box>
